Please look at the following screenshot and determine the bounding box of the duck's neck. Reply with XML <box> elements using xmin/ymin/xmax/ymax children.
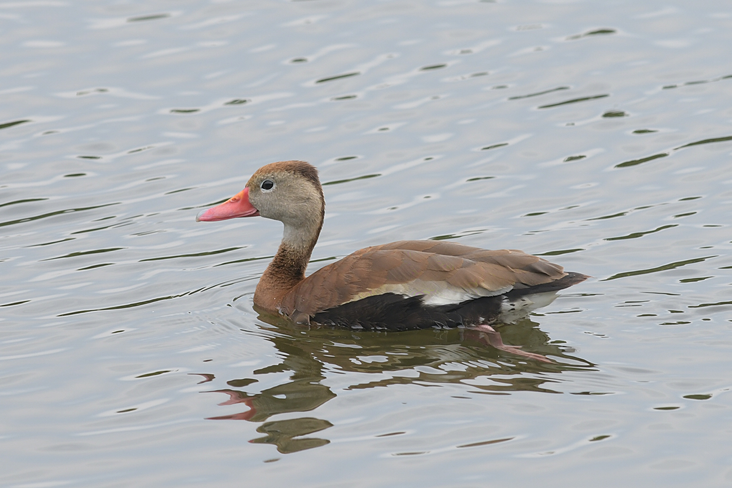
<box><xmin>254</xmin><ymin>216</ymin><xmax>323</xmax><ymax>312</ymax></box>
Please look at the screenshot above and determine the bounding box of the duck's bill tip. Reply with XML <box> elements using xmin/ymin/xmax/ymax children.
<box><xmin>195</xmin><ymin>208</ymin><xmax>215</xmax><ymax>222</ymax></box>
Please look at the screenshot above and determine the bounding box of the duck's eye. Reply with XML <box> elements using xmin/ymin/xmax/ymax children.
<box><xmin>261</xmin><ymin>179</ymin><xmax>275</xmax><ymax>191</ymax></box>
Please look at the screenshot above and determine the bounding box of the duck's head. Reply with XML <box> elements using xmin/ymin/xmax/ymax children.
<box><xmin>196</xmin><ymin>160</ymin><xmax>324</xmax><ymax>228</ymax></box>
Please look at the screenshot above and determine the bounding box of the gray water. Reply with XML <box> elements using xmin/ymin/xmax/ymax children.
<box><xmin>2</xmin><ymin>1</ymin><xmax>732</xmax><ymax>486</ymax></box>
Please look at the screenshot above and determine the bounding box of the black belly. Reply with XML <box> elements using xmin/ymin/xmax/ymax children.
<box><xmin>312</xmin><ymin>293</ymin><xmax>503</xmax><ymax>331</ymax></box>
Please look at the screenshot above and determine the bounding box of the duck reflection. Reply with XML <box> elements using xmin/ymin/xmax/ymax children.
<box><xmin>200</xmin><ymin>310</ymin><xmax>594</xmax><ymax>453</ymax></box>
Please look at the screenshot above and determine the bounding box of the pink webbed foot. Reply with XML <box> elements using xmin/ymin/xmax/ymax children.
<box><xmin>472</xmin><ymin>324</ymin><xmax>553</xmax><ymax>364</ymax></box>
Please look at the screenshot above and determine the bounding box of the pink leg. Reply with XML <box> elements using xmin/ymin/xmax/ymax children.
<box><xmin>473</xmin><ymin>324</ymin><xmax>553</xmax><ymax>363</ymax></box>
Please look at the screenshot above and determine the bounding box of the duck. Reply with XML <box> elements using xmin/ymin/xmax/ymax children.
<box><xmin>197</xmin><ymin>160</ymin><xmax>587</xmax><ymax>362</ymax></box>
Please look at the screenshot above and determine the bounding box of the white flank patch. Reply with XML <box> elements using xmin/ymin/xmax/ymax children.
<box><xmin>348</xmin><ymin>280</ymin><xmax>512</xmax><ymax>307</ymax></box>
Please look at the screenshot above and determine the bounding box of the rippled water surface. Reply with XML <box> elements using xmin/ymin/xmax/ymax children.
<box><xmin>3</xmin><ymin>0</ymin><xmax>732</xmax><ymax>486</ymax></box>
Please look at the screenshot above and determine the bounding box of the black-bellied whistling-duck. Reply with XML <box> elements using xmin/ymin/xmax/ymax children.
<box><xmin>197</xmin><ymin>160</ymin><xmax>587</xmax><ymax>362</ymax></box>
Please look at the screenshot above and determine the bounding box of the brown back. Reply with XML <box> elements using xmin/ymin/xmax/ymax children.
<box><xmin>279</xmin><ymin>240</ymin><xmax>567</xmax><ymax>317</ymax></box>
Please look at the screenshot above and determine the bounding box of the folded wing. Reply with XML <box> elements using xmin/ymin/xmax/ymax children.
<box><xmin>279</xmin><ymin>240</ymin><xmax>567</xmax><ymax>318</ymax></box>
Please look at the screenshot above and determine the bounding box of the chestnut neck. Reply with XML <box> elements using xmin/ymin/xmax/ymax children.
<box><xmin>253</xmin><ymin>207</ymin><xmax>324</xmax><ymax>313</ymax></box>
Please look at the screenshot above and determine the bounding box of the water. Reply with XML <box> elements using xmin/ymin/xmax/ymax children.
<box><xmin>2</xmin><ymin>0</ymin><xmax>732</xmax><ymax>486</ymax></box>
